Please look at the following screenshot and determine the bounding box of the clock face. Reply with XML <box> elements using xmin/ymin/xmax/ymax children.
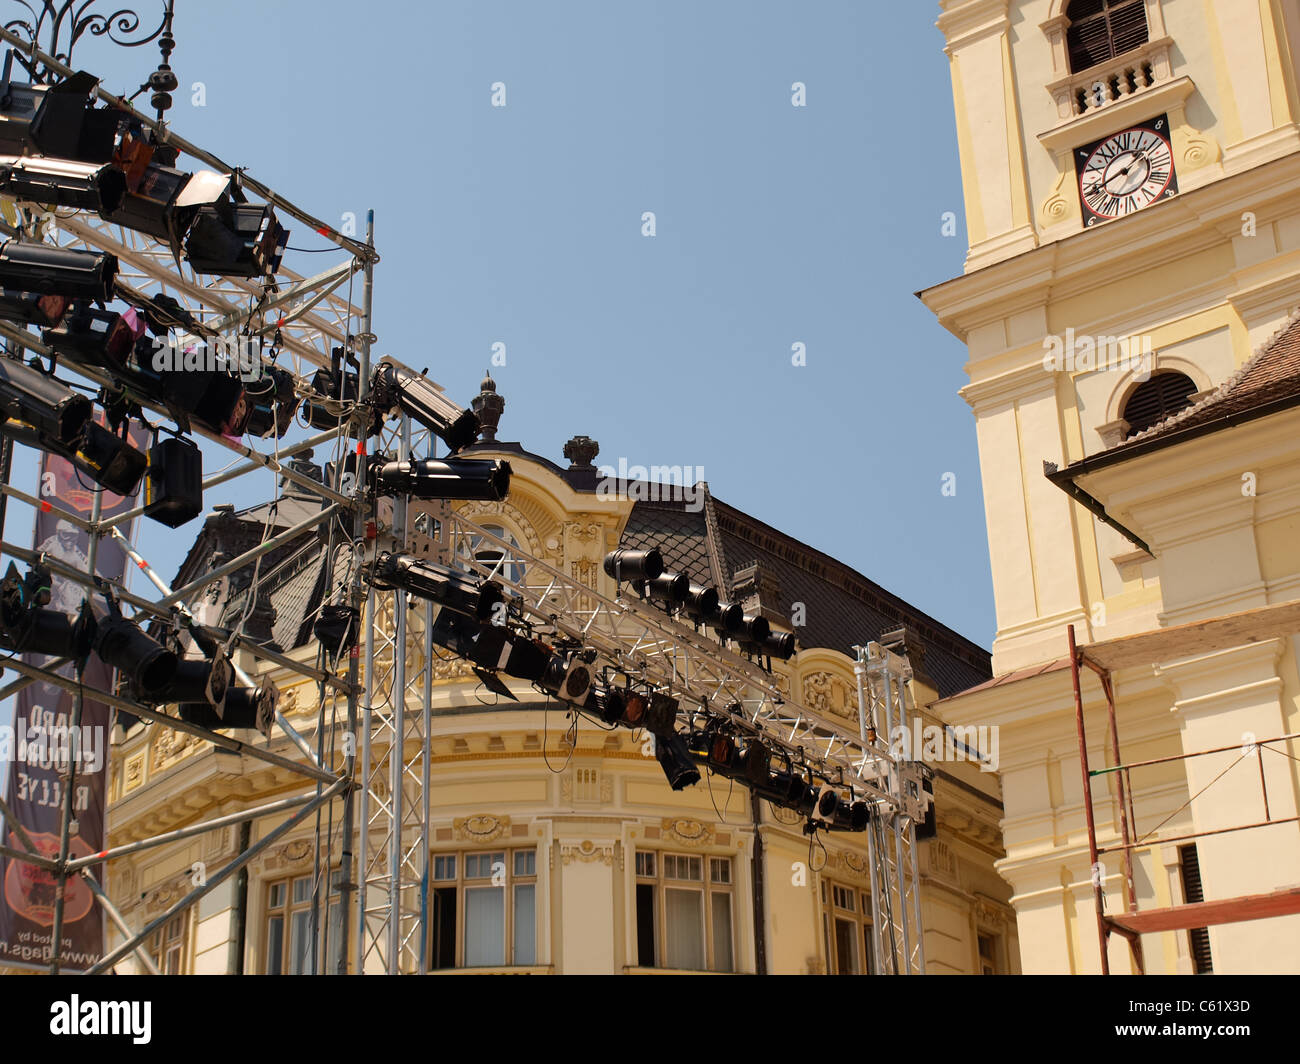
<box><xmin>1075</xmin><ymin>115</ymin><xmax>1178</xmax><ymax>226</ymax></box>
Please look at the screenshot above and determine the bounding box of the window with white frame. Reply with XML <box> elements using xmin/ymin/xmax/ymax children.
<box><xmin>428</xmin><ymin>848</ymin><xmax>538</xmax><ymax>969</ymax></box>
<box><xmin>149</xmin><ymin>909</ymin><xmax>191</xmax><ymax>974</ymax></box>
<box><xmin>821</xmin><ymin>877</ymin><xmax>874</xmax><ymax>975</ymax></box>
<box><xmin>634</xmin><ymin>851</ymin><xmax>734</xmax><ymax>972</ymax></box>
<box><xmin>264</xmin><ymin>873</ymin><xmax>343</xmax><ymax>975</ymax></box>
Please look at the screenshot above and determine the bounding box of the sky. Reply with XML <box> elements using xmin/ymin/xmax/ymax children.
<box><xmin>0</xmin><ymin>0</ymin><xmax>992</xmax><ymax>668</ymax></box>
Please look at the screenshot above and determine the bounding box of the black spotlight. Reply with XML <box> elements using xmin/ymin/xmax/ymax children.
<box><xmin>144</xmin><ymin>436</ymin><xmax>203</xmax><ymax>528</ymax></box>
<box><xmin>174</xmin><ymin>171</ymin><xmax>287</xmax><ymax>279</ymax></box>
<box><xmin>539</xmin><ymin>649</ymin><xmax>595</xmax><ymax>707</ymax></box>
<box><xmin>72</xmin><ymin>420</ymin><xmax>148</xmax><ymax>497</ymax></box>
<box><xmin>0</xmin><ymin>356</ymin><xmax>92</xmax><ymax>444</ymax></box>
<box><xmin>655</xmin><ymin>731</ymin><xmax>701</xmax><ymax>791</ymax></box>
<box><xmin>811</xmin><ymin>783</ymin><xmax>840</xmax><ymax>827</ymax></box>
<box><xmin>0</xmin><ymin>414</ymin><xmax>145</xmax><ymax>497</ymax></box>
<box><xmin>711</xmin><ymin>600</ymin><xmax>744</xmax><ymax>634</ymax></box>
<box><xmin>43</xmin><ymin>305</ymin><xmax>140</xmax><ymax>370</ymax></box>
<box><xmin>588</xmin><ymin>684</ymin><xmax>626</xmax><ymax>725</ymax></box>
<box><xmin>159</xmin><ymin>652</ymin><xmax>232</xmax><ymax>713</ymax></box>
<box><xmin>242</xmin><ymin>364</ymin><xmax>299</xmax><ymax>439</ymax></box>
<box><xmin>640</xmin><ymin>572</ymin><xmax>689</xmax><ymax>606</ymax></box>
<box><xmin>313</xmin><ymin>604</ymin><xmax>360</xmax><ymax>663</ymax></box>
<box><xmin>91</xmin><ymin>599</ymin><xmax>177</xmax><ymax>699</ymax></box>
<box><xmin>374</xmin><ymin>456</ymin><xmax>511</xmax><ymax>502</ymax></box>
<box><xmin>682</xmin><ymin>582</ymin><xmax>721</xmax><ymax>623</ymax></box>
<box><xmin>0</xmin><ymin>288</ymin><xmax>71</xmax><ymax>329</ymax></box>
<box><xmin>603</xmin><ymin>548</ymin><xmax>662</xmax><ymax>584</ymax></box>
<box><xmin>0</xmin><ymin>562</ymin><xmax>94</xmax><ymax>658</ymax></box>
<box><xmin>762</xmin><ymin>630</ymin><xmax>797</xmax><ymax>660</ymax></box>
<box><xmin>0</xmin><ymin>240</ymin><xmax>116</xmax><ymax>302</ymax></box>
<box><xmin>371</xmin><ymin>361</ymin><xmax>481</xmax><ymax>454</ymax></box>
<box><xmin>371</xmin><ymin>551</ymin><xmax>504</xmax><ymax>622</ymax></box>
<box><xmin>732</xmin><ymin>614</ymin><xmax>770</xmax><ymax>645</ymax></box>
<box><xmin>102</xmin><ymin>160</ymin><xmax>190</xmax><ymax>245</ymax></box>
<box><xmin>0</xmin><ymin>156</ymin><xmax>126</xmax><ymax>213</ymax></box>
<box><xmin>830</xmin><ymin>799</ymin><xmax>871</xmax><ymax>833</ymax></box>
<box><xmin>737</xmin><ymin>737</ymin><xmax>772</xmax><ymax>786</ymax></box>
<box><xmin>25</xmin><ymin>70</ymin><xmax>122</xmax><ymax>162</ymax></box>
<box><xmin>178</xmin><ymin>677</ymin><xmax>277</xmax><ymax>739</ymax></box>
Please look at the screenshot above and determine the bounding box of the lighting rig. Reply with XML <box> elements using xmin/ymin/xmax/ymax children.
<box><xmin>604</xmin><ymin>545</ymin><xmax>797</xmax><ymax>664</ymax></box>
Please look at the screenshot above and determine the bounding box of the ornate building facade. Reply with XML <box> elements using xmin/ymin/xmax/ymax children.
<box><xmin>102</xmin><ymin>386</ymin><xmax>1014</xmax><ymax>974</ymax></box>
<box><xmin>922</xmin><ymin>0</ymin><xmax>1300</xmax><ymax>972</ymax></box>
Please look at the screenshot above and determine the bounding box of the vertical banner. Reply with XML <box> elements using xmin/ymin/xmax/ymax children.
<box><xmin>0</xmin><ymin>421</ymin><xmax>149</xmax><ymax>970</ymax></box>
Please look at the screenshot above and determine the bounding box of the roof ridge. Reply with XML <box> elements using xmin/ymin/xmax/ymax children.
<box><xmin>1127</xmin><ymin>306</ymin><xmax>1300</xmax><ymax>443</ymax></box>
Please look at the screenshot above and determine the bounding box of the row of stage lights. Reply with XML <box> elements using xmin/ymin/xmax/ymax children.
<box><xmin>0</xmin><ymin>558</ymin><xmax>277</xmax><ymax>737</ymax></box>
<box><xmin>362</xmin><ymin>547</ymin><xmax>874</xmax><ymax>833</ymax></box>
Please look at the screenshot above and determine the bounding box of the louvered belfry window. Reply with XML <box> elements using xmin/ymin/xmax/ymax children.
<box><xmin>1066</xmin><ymin>0</ymin><xmax>1150</xmax><ymax>73</ymax></box>
<box><xmin>1122</xmin><ymin>371</ymin><xmax>1197</xmax><ymax>438</ymax></box>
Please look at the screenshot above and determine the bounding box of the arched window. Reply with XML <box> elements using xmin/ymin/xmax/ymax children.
<box><xmin>1122</xmin><ymin>371</ymin><xmax>1197</xmax><ymax>437</ymax></box>
<box><xmin>1066</xmin><ymin>0</ymin><xmax>1149</xmax><ymax>73</ymax></box>
<box><xmin>464</xmin><ymin>523</ymin><xmax>526</xmax><ymax>585</ymax></box>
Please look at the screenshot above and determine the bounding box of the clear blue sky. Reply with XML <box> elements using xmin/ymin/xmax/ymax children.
<box><xmin>3</xmin><ymin>0</ymin><xmax>992</xmax><ymax>658</ymax></box>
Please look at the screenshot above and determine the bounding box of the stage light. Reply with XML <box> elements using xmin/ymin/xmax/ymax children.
<box><xmin>144</xmin><ymin>435</ymin><xmax>203</xmax><ymax>528</ymax></box>
<box><xmin>711</xmin><ymin>600</ymin><xmax>743</xmax><ymax>633</ymax></box>
<box><xmin>43</xmin><ymin>305</ymin><xmax>140</xmax><ymax>369</ymax></box>
<box><xmin>102</xmin><ymin>160</ymin><xmax>189</xmax><ymax>244</ymax></box>
<box><xmin>134</xmin><ymin>340</ymin><xmax>250</xmax><ymax>437</ymax></box>
<box><xmin>25</xmin><ymin>70</ymin><xmax>121</xmax><ymax>163</ymax></box>
<box><xmin>603</xmin><ymin>548</ymin><xmax>662</xmax><ymax>584</ymax></box>
<box><xmin>0</xmin><ymin>355</ymin><xmax>93</xmax><ymax>444</ymax></box>
<box><xmin>590</xmin><ymin>686</ymin><xmax>677</xmax><ymax>734</ymax></box>
<box><xmin>159</xmin><ymin>652</ymin><xmax>232</xmax><ymax>712</ymax></box>
<box><xmin>0</xmin><ymin>155</ymin><xmax>126</xmax><ymax>213</ymax></box>
<box><xmin>828</xmin><ymin>799</ymin><xmax>871</xmax><ymax>833</ymax></box>
<box><xmin>242</xmin><ymin>364</ymin><xmax>299</xmax><ymax>439</ymax></box>
<box><xmin>589</xmin><ymin>684</ymin><xmax>626</xmax><ymax>725</ymax></box>
<box><xmin>737</xmin><ymin>737</ymin><xmax>772</xmax><ymax>786</ymax></box>
<box><xmin>303</xmin><ymin>349</ymin><xmax>380</xmax><ymax>436</ymax></box>
<box><xmin>539</xmin><ymin>648</ymin><xmax>595</xmax><ymax>707</ymax></box>
<box><xmin>811</xmin><ymin>783</ymin><xmax>839</xmax><ymax>827</ymax></box>
<box><xmin>0</xmin><ymin>414</ymin><xmax>146</xmax><ymax>496</ymax></box>
<box><xmin>73</xmin><ymin>420</ymin><xmax>148</xmax><ymax>496</ymax></box>
<box><xmin>184</xmin><ymin>198</ymin><xmax>288</xmax><ymax>279</ymax></box>
<box><xmin>374</xmin><ymin>456</ymin><xmax>511</xmax><ymax>503</ymax></box>
<box><xmin>731</xmin><ymin>613</ymin><xmax>770</xmax><ymax>645</ymax></box>
<box><xmin>0</xmin><ymin>562</ymin><xmax>94</xmax><ymax>658</ymax></box>
<box><xmin>640</xmin><ymin>572</ymin><xmax>689</xmax><ymax>606</ymax></box>
<box><xmin>762</xmin><ymin>630</ymin><xmax>796</xmax><ymax>660</ymax></box>
<box><xmin>178</xmin><ymin>677</ymin><xmax>276</xmax><ymax>739</ymax></box>
<box><xmin>0</xmin><ymin>288</ymin><xmax>70</xmax><ymax>328</ymax></box>
<box><xmin>313</xmin><ymin>604</ymin><xmax>359</xmax><ymax>663</ymax></box>
<box><xmin>371</xmin><ymin>361</ymin><xmax>481</xmax><ymax>454</ymax></box>
<box><xmin>655</xmin><ymin>730</ymin><xmax>701</xmax><ymax>791</ymax></box>
<box><xmin>371</xmin><ymin>551</ymin><xmax>504</xmax><ymax>622</ymax></box>
<box><xmin>91</xmin><ymin>599</ymin><xmax>177</xmax><ymax>699</ymax></box>
<box><xmin>682</xmin><ymin>582</ymin><xmax>721</xmax><ymax>623</ymax></box>
<box><xmin>0</xmin><ymin>240</ymin><xmax>116</xmax><ymax>302</ymax></box>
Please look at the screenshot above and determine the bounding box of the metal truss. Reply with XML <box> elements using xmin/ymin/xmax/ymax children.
<box><xmin>855</xmin><ymin>643</ymin><xmax>926</xmax><ymax>975</ymax></box>
<box><xmin>0</xmin><ymin>26</ymin><xmax>385</xmax><ymax>975</ymax></box>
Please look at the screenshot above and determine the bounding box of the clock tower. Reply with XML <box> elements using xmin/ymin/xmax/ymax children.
<box><xmin>922</xmin><ymin>0</ymin><xmax>1300</xmax><ymax>973</ymax></box>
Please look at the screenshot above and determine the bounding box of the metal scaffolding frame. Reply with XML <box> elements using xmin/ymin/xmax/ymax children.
<box><xmin>1067</xmin><ymin>615</ymin><xmax>1300</xmax><ymax>975</ymax></box>
<box><xmin>0</xmin><ymin>24</ymin><xmax>933</xmax><ymax>976</ymax></box>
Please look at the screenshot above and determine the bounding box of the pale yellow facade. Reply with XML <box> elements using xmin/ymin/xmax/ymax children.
<box><xmin>924</xmin><ymin>0</ymin><xmax>1300</xmax><ymax>973</ymax></box>
<box><xmin>101</xmin><ymin>452</ymin><xmax>1017</xmax><ymax>975</ymax></box>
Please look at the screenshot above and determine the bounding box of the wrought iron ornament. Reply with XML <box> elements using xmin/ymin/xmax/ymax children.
<box><xmin>4</xmin><ymin>1</ymin><xmax>175</xmax><ymax>113</ymax></box>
